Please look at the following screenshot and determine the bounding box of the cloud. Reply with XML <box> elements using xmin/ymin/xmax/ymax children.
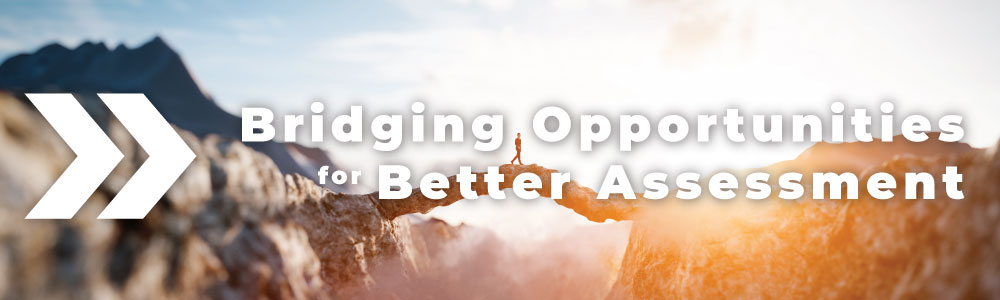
<box><xmin>402</xmin><ymin>0</ymin><xmax>517</xmax><ymax>13</ymax></box>
<box><xmin>236</xmin><ymin>33</ymin><xmax>274</xmax><ymax>46</ymax></box>
<box><xmin>223</xmin><ymin>16</ymin><xmax>285</xmax><ymax>31</ymax></box>
<box><xmin>222</xmin><ymin>16</ymin><xmax>285</xmax><ymax>46</ymax></box>
<box><xmin>0</xmin><ymin>0</ymin><xmax>124</xmax><ymax>56</ymax></box>
<box><xmin>165</xmin><ymin>0</ymin><xmax>191</xmax><ymax>12</ymax></box>
<box><xmin>0</xmin><ymin>37</ymin><xmax>18</xmax><ymax>51</ymax></box>
<box><xmin>65</xmin><ymin>0</ymin><xmax>115</xmax><ymax>38</ymax></box>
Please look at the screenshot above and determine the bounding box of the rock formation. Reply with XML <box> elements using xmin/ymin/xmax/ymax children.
<box><xmin>609</xmin><ymin>139</ymin><xmax>1000</xmax><ymax>299</ymax></box>
<box><xmin>0</xmin><ymin>91</ymin><xmax>628</xmax><ymax>299</ymax></box>
<box><xmin>0</xmin><ymin>92</ymin><xmax>332</xmax><ymax>299</ymax></box>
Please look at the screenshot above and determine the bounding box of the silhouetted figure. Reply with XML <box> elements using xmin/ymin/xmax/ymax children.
<box><xmin>510</xmin><ymin>133</ymin><xmax>523</xmax><ymax>165</ymax></box>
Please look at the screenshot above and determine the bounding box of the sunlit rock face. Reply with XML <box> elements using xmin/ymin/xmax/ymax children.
<box><xmin>609</xmin><ymin>139</ymin><xmax>1000</xmax><ymax>299</ymax></box>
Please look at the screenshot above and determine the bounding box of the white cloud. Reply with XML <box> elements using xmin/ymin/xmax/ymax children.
<box><xmin>0</xmin><ymin>37</ymin><xmax>18</xmax><ymax>51</ymax></box>
<box><xmin>223</xmin><ymin>16</ymin><xmax>286</xmax><ymax>31</ymax></box>
<box><xmin>65</xmin><ymin>0</ymin><xmax>115</xmax><ymax>39</ymax></box>
<box><xmin>165</xmin><ymin>0</ymin><xmax>191</xmax><ymax>12</ymax></box>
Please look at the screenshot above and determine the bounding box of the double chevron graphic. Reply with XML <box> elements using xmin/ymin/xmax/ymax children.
<box><xmin>25</xmin><ymin>93</ymin><xmax>195</xmax><ymax>219</ymax></box>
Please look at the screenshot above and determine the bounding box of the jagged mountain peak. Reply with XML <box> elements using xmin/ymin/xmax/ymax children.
<box><xmin>0</xmin><ymin>36</ymin><xmax>347</xmax><ymax>192</ymax></box>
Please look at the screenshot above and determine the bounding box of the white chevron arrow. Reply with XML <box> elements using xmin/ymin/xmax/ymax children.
<box><xmin>25</xmin><ymin>93</ymin><xmax>195</xmax><ymax>219</ymax></box>
<box><xmin>97</xmin><ymin>93</ymin><xmax>195</xmax><ymax>219</ymax></box>
<box><xmin>25</xmin><ymin>94</ymin><xmax>124</xmax><ymax>219</ymax></box>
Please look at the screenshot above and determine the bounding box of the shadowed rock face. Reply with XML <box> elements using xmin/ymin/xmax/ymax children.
<box><xmin>0</xmin><ymin>93</ymin><xmax>407</xmax><ymax>299</ymax></box>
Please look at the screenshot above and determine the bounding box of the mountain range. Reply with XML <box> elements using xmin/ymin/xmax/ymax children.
<box><xmin>0</xmin><ymin>36</ymin><xmax>346</xmax><ymax>191</ymax></box>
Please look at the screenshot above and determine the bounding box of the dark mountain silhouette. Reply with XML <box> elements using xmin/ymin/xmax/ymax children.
<box><xmin>0</xmin><ymin>36</ymin><xmax>346</xmax><ymax>191</ymax></box>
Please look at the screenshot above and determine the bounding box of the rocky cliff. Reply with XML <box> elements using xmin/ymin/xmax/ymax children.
<box><xmin>0</xmin><ymin>91</ymin><xmax>629</xmax><ymax>299</ymax></box>
<box><xmin>0</xmin><ymin>91</ymin><xmax>437</xmax><ymax>298</ymax></box>
<box><xmin>609</xmin><ymin>138</ymin><xmax>1000</xmax><ymax>299</ymax></box>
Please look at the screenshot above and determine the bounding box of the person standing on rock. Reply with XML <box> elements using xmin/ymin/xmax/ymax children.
<box><xmin>510</xmin><ymin>132</ymin><xmax>523</xmax><ymax>165</ymax></box>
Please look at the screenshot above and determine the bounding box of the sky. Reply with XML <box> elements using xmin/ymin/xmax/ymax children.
<box><xmin>3</xmin><ymin>0</ymin><xmax>1000</xmax><ymax>239</ymax></box>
